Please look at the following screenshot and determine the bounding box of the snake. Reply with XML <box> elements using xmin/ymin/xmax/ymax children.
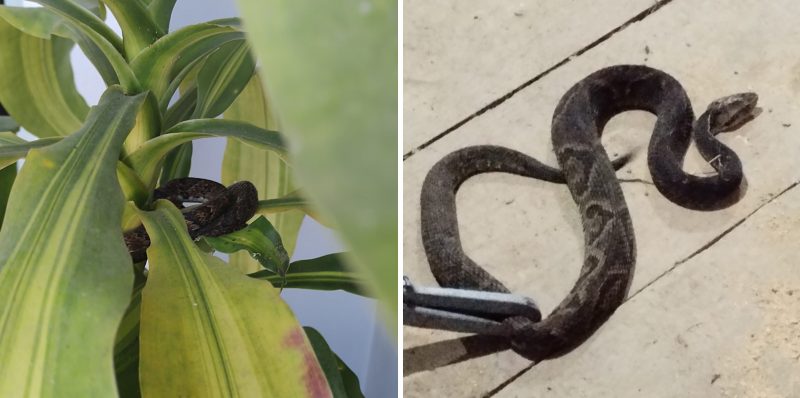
<box><xmin>124</xmin><ymin>177</ymin><xmax>259</xmax><ymax>263</ymax></box>
<box><xmin>419</xmin><ymin>64</ymin><xmax>759</xmax><ymax>362</ymax></box>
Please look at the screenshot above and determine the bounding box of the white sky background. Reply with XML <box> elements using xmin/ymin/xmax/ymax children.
<box><xmin>9</xmin><ymin>1</ymin><xmax>397</xmax><ymax>396</ymax></box>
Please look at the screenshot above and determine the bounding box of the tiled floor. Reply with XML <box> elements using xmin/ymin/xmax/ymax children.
<box><xmin>403</xmin><ymin>1</ymin><xmax>800</xmax><ymax>396</ymax></box>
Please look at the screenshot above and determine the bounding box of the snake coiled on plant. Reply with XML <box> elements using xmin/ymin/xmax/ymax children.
<box><xmin>420</xmin><ymin>65</ymin><xmax>759</xmax><ymax>361</ymax></box>
<box><xmin>124</xmin><ymin>177</ymin><xmax>259</xmax><ymax>262</ymax></box>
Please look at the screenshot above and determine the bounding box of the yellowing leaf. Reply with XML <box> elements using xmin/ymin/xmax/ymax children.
<box><xmin>138</xmin><ymin>201</ymin><xmax>332</xmax><ymax>398</ymax></box>
<box><xmin>0</xmin><ymin>86</ymin><xmax>144</xmax><ymax>397</ymax></box>
<box><xmin>235</xmin><ymin>0</ymin><xmax>398</xmax><ymax>326</ymax></box>
<box><xmin>223</xmin><ymin>73</ymin><xmax>304</xmax><ymax>272</ymax></box>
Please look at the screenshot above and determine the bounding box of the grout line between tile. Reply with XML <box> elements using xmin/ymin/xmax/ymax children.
<box><xmin>627</xmin><ymin>179</ymin><xmax>800</xmax><ymax>301</ymax></box>
<box><xmin>483</xmin><ymin>179</ymin><xmax>800</xmax><ymax>394</ymax></box>
<box><xmin>483</xmin><ymin>363</ymin><xmax>536</xmax><ymax>398</ymax></box>
<box><xmin>403</xmin><ymin>0</ymin><xmax>677</xmax><ymax>161</ymax></box>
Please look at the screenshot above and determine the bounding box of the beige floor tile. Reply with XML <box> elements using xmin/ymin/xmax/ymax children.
<box><xmin>498</xmin><ymin>185</ymin><xmax>800</xmax><ymax>398</ymax></box>
<box><xmin>404</xmin><ymin>0</ymin><xmax>800</xmax><ymax>396</ymax></box>
<box><xmin>403</xmin><ymin>0</ymin><xmax>656</xmax><ymax>153</ymax></box>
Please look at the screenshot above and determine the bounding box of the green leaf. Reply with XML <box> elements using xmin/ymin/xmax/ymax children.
<box><xmin>0</xmin><ymin>117</ymin><xmax>19</xmax><ymax>133</ymax></box>
<box><xmin>235</xmin><ymin>0</ymin><xmax>398</xmax><ymax>326</ymax></box>
<box><xmin>258</xmin><ymin>191</ymin><xmax>306</xmax><ymax>213</ymax></box>
<box><xmin>0</xmin><ymin>132</ymin><xmax>149</xmax><ymax>205</ymax></box>
<box><xmin>147</xmin><ymin>0</ymin><xmax>178</xmax><ymax>32</ymax></box>
<box><xmin>130</xmin><ymin>21</ymin><xmax>244</xmax><ymax>102</ymax></box>
<box><xmin>102</xmin><ymin>0</ymin><xmax>163</xmax><ymax>59</ymax></box>
<box><xmin>0</xmin><ymin>127</ymin><xmax>26</xmax><ymax>227</ymax></box>
<box><xmin>304</xmin><ymin>327</ymin><xmax>365</xmax><ymax>398</ymax></box>
<box><xmin>259</xmin><ymin>190</ymin><xmax>331</xmax><ymax>227</ymax></box>
<box><xmin>0</xmin><ymin>133</ymin><xmax>62</xmax><ymax>170</ymax></box>
<box><xmin>248</xmin><ymin>253</ymin><xmax>369</xmax><ymax>297</ymax></box>
<box><xmin>163</xmin><ymin>84</ymin><xmax>198</xmax><ymax>128</ymax></box>
<box><xmin>124</xmin><ymin>118</ymin><xmax>287</xmax><ymax>186</ymax></box>
<box><xmin>203</xmin><ymin>216</ymin><xmax>290</xmax><ymax>275</ymax></box>
<box><xmin>66</xmin><ymin>26</ymin><xmax>122</xmax><ymax>86</ymax></box>
<box><xmin>64</xmin><ymin>19</ymin><xmax>141</xmax><ymax>92</ymax></box>
<box><xmin>31</xmin><ymin>0</ymin><xmax>123</xmax><ymax>53</ymax></box>
<box><xmin>0</xmin><ymin>86</ymin><xmax>144</xmax><ymax>396</ymax></box>
<box><xmin>159</xmin><ymin>141</ymin><xmax>192</xmax><ymax>184</ymax></box>
<box><xmin>223</xmin><ymin>73</ymin><xmax>304</xmax><ymax>269</ymax></box>
<box><xmin>138</xmin><ymin>200</ymin><xmax>332</xmax><ymax>397</ymax></box>
<box><xmin>0</xmin><ymin>5</ymin><xmax>117</xmax><ymax>86</ymax></box>
<box><xmin>0</xmin><ymin>132</ymin><xmax>26</xmax><ymax>145</ymax></box>
<box><xmin>113</xmin><ymin>282</ymin><xmax>144</xmax><ymax>398</ymax></box>
<box><xmin>0</xmin><ymin>2</ymin><xmax>102</xmax><ymax>37</ymax></box>
<box><xmin>0</xmin><ymin>5</ymin><xmax>69</xmax><ymax>39</ymax></box>
<box><xmin>0</xmin><ymin>164</ymin><xmax>15</xmax><ymax>227</ymax></box>
<box><xmin>75</xmin><ymin>0</ymin><xmax>105</xmax><ymax>18</ymax></box>
<box><xmin>25</xmin><ymin>1</ymin><xmax>138</xmax><ymax>91</ymax></box>
<box><xmin>0</xmin><ymin>115</ymin><xmax>16</xmax><ymax>239</ymax></box>
<box><xmin>159</xmin><ymin>53</ymin><xmax>206</xmax><ymax>111</ymax></box>
<box><xmin>116</xmin><ymin>160</ymin><xmax>149</xmax><ymax>205</ymax></box>
<box><xmin>0</xmin><ymin>17</ymin><xmax>89</xmax><ymax>137</ymax></box>
<box><xmin>123</xmin><ymin>91</ymin><xmax>161</xmax><ymax>158</ymax></box>
<box><xmin>194</xmin><ymin>39</ymin><xmax>255</xmax><ymax>118</ymax></box>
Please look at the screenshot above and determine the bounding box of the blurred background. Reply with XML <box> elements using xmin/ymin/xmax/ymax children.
<box><xmin>11</xmin><ymin>0</ymin><xmax>397</xmax><ymax>396</ymax></box>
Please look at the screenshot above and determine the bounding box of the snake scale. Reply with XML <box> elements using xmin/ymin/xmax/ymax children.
<box><xmin>420</xmin><ymin>65</ymin><xmax>759</xmax><ymax>361</ymax></box>
<box><xmin>124</xmin><ymin>177</ymin><xmax>259</xmax><ymax>263</ymax></box>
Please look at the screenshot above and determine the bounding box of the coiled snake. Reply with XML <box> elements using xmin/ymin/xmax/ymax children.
<box><xmin>124</xmin><ymin>177</ymin><xmax>259</xmax><ymax>263</ymax></box>
<box><xmin>420</xmin><ymin>65</ymin><xmax>759</xmax><ymax>361</ymax></box>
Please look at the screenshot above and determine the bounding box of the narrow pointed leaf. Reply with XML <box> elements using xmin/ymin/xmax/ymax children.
<box><xmin>0</xmin><ymin>115</ymin><xmax>16</xmax><ymax>226</ymax></box>
<box><xmin>0</xmin><ymin>1</ymin><xmax>103</xmax><ymax>38</ymax></box>
<box><xmin>194</xmin><ymin>39</ymin><xmax>255</xmax><ymax>118</ymax></box>
<box><xmin>0</xmin><ymin>87</ymin><xmax>144</xmax><ymax>397</ymax></box>
<box><xmin>74</xmin><ymin>0</ymin><xmax>105</xmax><ymax>17</ymax></box>
<box><xmin>113</xmin><ymin>281</ymin><xmax>144</xmax><ymax>398</ymax></box>
<box><xmin>31</xmin><ymin>0</ymin><xmax>123</xmax><ymax>54</ymax></box>
<box><xmin>0</xmin><ymin>133</ymin><xmax>61</xmax><ymax>170</ymax></box>
<box><xmin>160</xmin><ymin>85</ymin><xmax>198</xmax><ymax>184</ymax></box>
<box><xmin>0</xmin><ymin>165</ymin><xmax>14</xmax><ymax>227</ymax></box>
<box><xmin>203</xmin><ymin>216</ymin><xmax>290</xmax><ymax>275</ymax></box>
<box><xmin>124</xmin><ymin>118</ymin><xmax>286</xmax><ymax>186</ymax></box>
<box><xmin>123</xmin><ymin>91</ymin><xmax>161</xmax><ymax>156</ymax></box>
<box><xmin>102</xmin><ymin>0</ymin><xmax>163</xmax><ymax>58</ymax></box>
<box><xmin>304</xmin><ymin>327</ymin><xmax>365</xmax><ymax>398</ymax></box>
<box><xmin>0</xmin><ymin>132</ymin><xmax>149</xmax><ymax>205</ymax></box>
<box><xmin>159</xmin><ymin>140</ymin><xmax>192</xmax><ymax>183</ymax></box>
<box><xmin>163</xmin><ymin>84</ymin><xmax>198</xmax><ymax>128</ymax></box>
<box><xmin>0</xmin><ymin>17</ymin><xmax>88</xmax><ymax>137</ymax></box>
<box><xmin>223</xmin><ymin>73</ymin><xmax>304</xmax><ymax>269</ymax></box>
<box><xmin>0</xmin><ymin>117</ymin><xmax>18</xmax><ymax>133</ymax></box>
<box><xmin>130</xmin><ymin>21</ymin><xmax>244</xmax><ymax>101</ymax></box>
<box><xmin>0</xmin><ymin>5</ymin><xmax>69</xmax><ymax>38</ymax></box>
<box><xmin>147</xmin><ymin>0</ymin><xmax>178</xmax><ymax>32</ymax></box>
<box><xmin>20</xmin><ymin>1</ymin><xmax>137</xmax><ymax>91</ymax></box>
<box><xmin>258</xmin><ymin>190</ymin><xmax>331</xmax><ymax>228</ymax></box>
<box><xmin>116</xmin><ymin>160</ymin><xmax>148</xmax><ymax>205</ymax></box>
<box><xmin>258</xmin><ymin>191</ymin><xmax>306</xmax><ymax>213</ymax></box>
<box><xmin>159</xmin><ymin>54</ymin><xmax>205</xmax><ymax>111</ymax></box>
<box><xmin>235</xmin><ymin>0</ymin><xmax>398</xmax><ymax>324</ymax></box>
<box><xmin>0</xmin><ymin>5</ymin><xmax>117</xmax><ymax>85</ymax></box>
<box><xmin>138</xmin><ymin>201</ymin><xmax>332</xmax><ymax>398</ymax></box>
<box><xmin>59</xmin><ymin>18</ymin><xmax>140</xmax><ymax>91</ymax></box>
<box><xmin>248</xmin><ymin>253</ymin><xmax>368</xmax><ymax>297</ymax></box>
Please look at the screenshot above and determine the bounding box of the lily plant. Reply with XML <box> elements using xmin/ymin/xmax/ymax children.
<box><xmin>0</xmin><ymin>0</ymin><xmax>396</xmax><ymax>397</ymax></box>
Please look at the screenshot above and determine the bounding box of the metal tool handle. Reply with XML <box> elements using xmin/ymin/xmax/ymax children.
<box><xmin>403</xmin><ymin>276</ymin><xmax>542</xmax><ymax>336</ymax></box>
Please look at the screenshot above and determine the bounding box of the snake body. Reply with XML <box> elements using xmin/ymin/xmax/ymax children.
<box><xmin>124</xmin><ymin>177</ymin><xmax>258</xmax><ymax>262</ymax></box>
<box><xmin>420</xmin><ymin>65</ymin><xmax>758</xmax><ymax>361</ymax></box>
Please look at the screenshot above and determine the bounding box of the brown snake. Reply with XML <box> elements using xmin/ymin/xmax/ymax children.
<box><xmin>420</xmin><ymin>65</ymin><xmax>759</xmax><ymax>361</ymax></box>
<box><xmin>124</xmin><ymin>177</ymin><xmax>258</xmax><ymax>263</ymax></box>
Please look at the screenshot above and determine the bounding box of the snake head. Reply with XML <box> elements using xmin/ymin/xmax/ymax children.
<box><xmin>707</xmin><ymin>92</ymin><xmax>760</xmax><ymax>133</ymax></box>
